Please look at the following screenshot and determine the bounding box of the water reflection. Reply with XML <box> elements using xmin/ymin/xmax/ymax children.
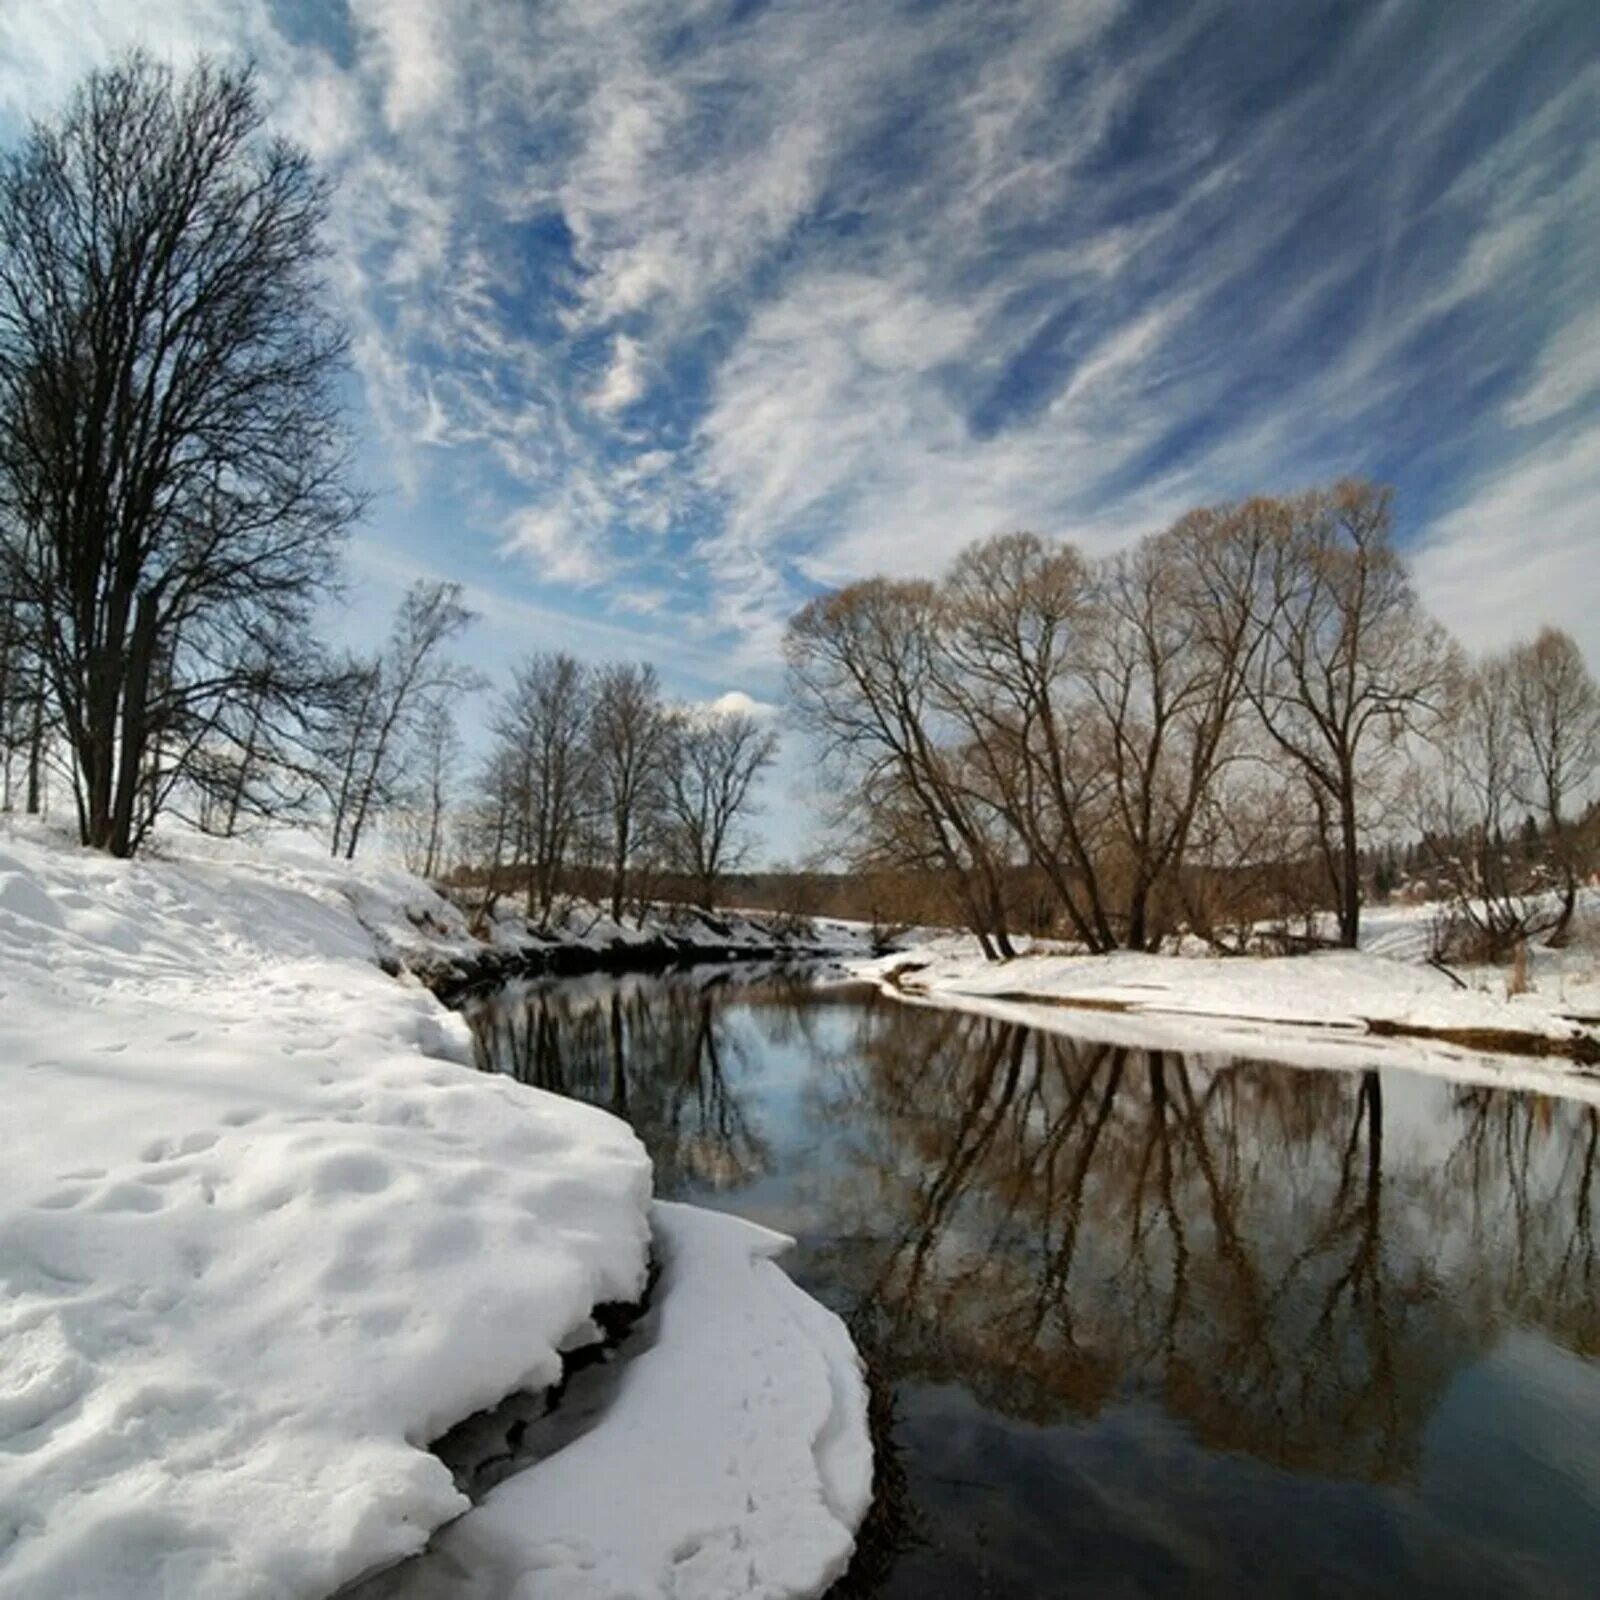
<box><xmin>466</xmin><ymin>970</ymin><xmax>799</xmax><ymax>1190</ymax></box>
<box><xmin>466</xmin><ymin>972</ymin><xmax>1600</xmax><ymax>1596</ymax></box>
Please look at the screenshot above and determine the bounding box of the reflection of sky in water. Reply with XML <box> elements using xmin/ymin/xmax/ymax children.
<box><xmin>467</xmin><ymin>971</ymin><xmax>1600</xmax><ymax>1597</ymax></box>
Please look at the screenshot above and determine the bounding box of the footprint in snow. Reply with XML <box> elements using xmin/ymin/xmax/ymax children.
<box><xmin>0</xmin><ymin>1317</ymin><xmax>89</xmax><ymax>1446</ymax></box>
<box><xmin>93</xmin><ymin>1182</ymin><xmax>166</xmax><ymax>1214</ymax></box>
<box><xmin>139</xmin><ymin>1130</ymin><xmax>219</xmax><ymax>1163</ymax></box>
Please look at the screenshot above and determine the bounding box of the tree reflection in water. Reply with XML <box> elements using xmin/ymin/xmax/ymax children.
<box><xmin>466</xmin><ymin>971</ymin><xmax>1600</xmax><ymax>1595</ymax></box>
<box><xmin>466</xmin><ymin>971</ymin><xmax>778</xmax><ymax>1192</ymax></box>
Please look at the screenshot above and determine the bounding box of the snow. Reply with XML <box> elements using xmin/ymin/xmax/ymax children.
<box><xmin>391</xmin><ymin>1202</ymin><xmax>871</xmax><ymax>1600</ymax></box>
<box><xmin>854</xmin><ymin>903</ymin><xmax>1600</xmax><ymax>1097</ymax></box>
<box><xmin>332</xmin><ymin>866</ymin><xmax>875</xmax><ymax>998</ymax></box>
<box><xmin>452</xmin><ymin>890</ymin><xmax>871</xmax><ymax>965</ymax></box>
<box><xmin>0</xmin><ymin>823</ymin><xmax>872</xmax><ymax>1600</ymax></box>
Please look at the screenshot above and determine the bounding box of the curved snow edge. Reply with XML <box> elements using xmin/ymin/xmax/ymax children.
<box><xmin>426</xmin><ymin>1200</ymin><xmax>874</xmax><ymax>1600</ymax></box>
<box><xmin>0</xmin><ymin>825</ymin><xmax>653</xmax><ymax>1600</ymax></box>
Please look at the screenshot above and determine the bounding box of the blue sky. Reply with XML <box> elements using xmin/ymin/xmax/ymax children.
<box><xmin>2</xmin><ymin>1</ymin><xmax>1597</xmax><ymax>859</ymax></box>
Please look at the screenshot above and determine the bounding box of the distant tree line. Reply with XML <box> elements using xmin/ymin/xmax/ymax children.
<box><xmin>462</xmin><ymin>656</ymin><xmax>777</xmax><ymax>926</ymax></box>
<box><xmin>786</xmin><ymin>482</ymin><xmax>1600</xmax><ymax>956</ymax></box>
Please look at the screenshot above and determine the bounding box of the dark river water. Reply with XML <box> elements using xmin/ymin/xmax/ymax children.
<box><xmin>461</xmin><ymin>967</ymin><xmax>1600</xmax><ymax>1598</ymax></box>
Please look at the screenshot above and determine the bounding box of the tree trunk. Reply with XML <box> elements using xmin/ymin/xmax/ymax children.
<box><xmin>1337</xmin><ymin>783</ymin><xmax>1362</xmax><ymax>948</ymax></box>
<box><xmin>609</xmin><ymin>814</ymin><xmax>629</xmax><ymax>922</ymax></box>
<box><xmin>222</xmin><ymin>694</ymin><xmax>264</xmax><ymax>838</ymax></box>
<box><xmin>108</xmin><ymin>593</ymin><xmax>159</xmax><ymax>858</ymax></box>
<box><xmin>25</xmin><ymin>655</ymin><xmax>45</xmax><ymax>815</ymax></box>
<box><xmin>1548</xmin><ymin>868</ymin><xmax>1578</xmax><ymax>947</ymax></box>
<box><xmin>422</xmin><ymin>773</ymin><xmax>444</xmax><ymax>879</ymax></box>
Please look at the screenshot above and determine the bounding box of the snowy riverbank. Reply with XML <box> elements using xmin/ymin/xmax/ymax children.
<box><xmin>0</xmin><ymin>824</ymin><xmax>870</xmax><ymax>1600</ymax></box>
<box><xmin>853</xmin><ymin>901</ymin><xmax>1600</xmax><ymax>1092</ymax></box>
<box><xmin>359</xmin><ymin>879</ymin><xmax>874</xmax><ymax>1002</ymax></box>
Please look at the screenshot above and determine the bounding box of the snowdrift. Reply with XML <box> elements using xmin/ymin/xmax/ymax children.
<box><xmin>0</xmin><ymin>825</ymin><xmax>871</xmax><ymax>1599</ymax></box>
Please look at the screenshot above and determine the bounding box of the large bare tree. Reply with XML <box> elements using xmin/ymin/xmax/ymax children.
<box><xmin>933</xmin><ymin>532</ymin><xmax>1106</xmax><ymax>948</ymax></box>
<box><xmin>1074</xmin><ymin>510</ymin><xmax>1267</xmax><ymax>949</ymax></box>
<box><xmin>787</xmin><ymin>578</ymin><xmax>1016</xmax><ymax>955</ymax></box>
<box><xmin>1246</xmin><ymin>481</ymin><xmax>1449</xmax><ymax>947</ymax></box>
<box><xmin>0</xmin><ymin>54</ymin><xmax>360</xmax><ymax>855</ymax></box>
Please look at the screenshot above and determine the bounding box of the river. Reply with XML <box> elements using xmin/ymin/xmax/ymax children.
<box><xmin>457</xmin><ymin>966</ymin><xmax>1600</xmax><ymax>1597</ymax></box>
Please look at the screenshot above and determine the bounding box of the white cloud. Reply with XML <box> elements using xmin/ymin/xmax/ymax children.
<box><xmin>0</xmin><ymin>0</ymin><xmax>270</xmax><ymax>120</ymax></box>
<box><xmin>590</xmin><ymin>335</ymin><xmax>647</xmax><ymax>414</ymax></box>
<box><xmin>348</xmin><ymin>0</ymin><xmax>459</xmax><ymax>133</ymax></box>
<box><xmin>1412</xmin><ymin>418</ymin><xmax>1600</xmax><ymax>667</ymax></box>
<box><xmin>702</xmin><ymin>690</ymin><xmax>777</xmax><ymax>720</ymax></box>
<box><xmin>503</xmin><ymin>505</ymin><xmax>613</xmax><ymax>588</ymax></box>
<box><xmin>4</xmin><ymin>0</ymin><xmax>1594</xmax><ymax>694</ymax></box>
<box><xmin>1505</xmin><ymin>303</ymin><xmax>1600</xmax><ymax>428</ymax></box>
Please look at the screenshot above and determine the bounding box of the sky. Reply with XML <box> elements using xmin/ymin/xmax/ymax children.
<box><xmin>1</xmin><ymin>1</ymin><xmax>1596</xmax><ymax>860</ymax></box>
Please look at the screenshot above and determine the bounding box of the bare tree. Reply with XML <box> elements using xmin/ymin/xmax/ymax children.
<box><xmin>0</xmin><ymin>570</ymin><xmax>44</xmax><ymax>811</ymax></box>
<box><xmin>934</xmin><ymin>516</ymin><xmax>1267</xmax><ymax>951</ymax></box>
<box><xmin>407</xmin><ymin>701</ymin><xmax>460</xmax><ymax>880</ymax></box>
<box><xmin>1415</xmin><ymin>651</ymin><xmax>1549</xmax><ymax>960</ymax></box>
<box><xmin>462</xmin><ymin>743</ymin><xmax>522</xmax><ymax>933</ymax></box>
<box><xmin>786</xmin><ymin>485</ymin><xmax>1461</xmax><ymax>956</ymax></box>
<box><xmin>1246</xmin><ymin>482</ymin><xmax>1450</xmax><ymax>947</ymax></box>
<box><xmin>787</xmin><ymin>579</ymin><xmax>1016</xmax><ymax>955</ymax></box>
<box><xmin>492</xmin><ymin>652</ymin><xmax>595</xmax><ymax>923</ymax></box>
<box><xmin>326</xmin><ymin>580</ymin><xmax>477</xmax><ymax>859</ymax></box>
<box><xmin>662</xmin><ymin>708</ymin><xmax>777</xmax><ymax>910</ymax></box>
<box><xmin>592</xmin><ymin>661</ymin><xmax>669</xmax><ymax>921</ymax></box>
<box><xmin>0</xmin><ymin>54</ymin><xmax>360</xmax><ymax>855</ymax></box>
<box><xmin>1508</xmin><ymin>627</ymin><xmax>1599</xmax><ymax>943</ymax></box>
<box><xmin>934</xmin><ymin>532</ymin><xmax>1104</xmax><ymax>949</ymax></box>
<box><xmin>194</xmin><ymin>623</ymin><xmax>346</xmax><ymax>839</ymax></box>
<box><xmin>1077</xmin><ymin>513</ymin><xmax>1266</xmax><ymax>948</ymax></box>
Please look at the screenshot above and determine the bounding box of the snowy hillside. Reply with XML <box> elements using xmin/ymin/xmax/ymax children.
<box><xmin>0</xmin><ymin>824</ymin><xmax>870</xmax><ymax>1599</ymax></box>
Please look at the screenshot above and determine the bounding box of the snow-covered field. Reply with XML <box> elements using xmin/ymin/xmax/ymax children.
<box><xmin>854</xmin><ymin>898</ymin><xmax>1600</xmax><ymax>1096</ymax></box>
<box><xmin>0</xmin><ymin>823</ymin><xmax>870</xmax><ymax>1600</ymax></box>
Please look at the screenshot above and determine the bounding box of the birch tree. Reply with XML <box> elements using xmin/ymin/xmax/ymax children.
<box><xmin>327</xmin><ymin>581</ymin><xmax>476</xmax><ymax>859</ymax></box>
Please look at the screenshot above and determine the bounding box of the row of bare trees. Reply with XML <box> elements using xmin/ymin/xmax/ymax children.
<box><xmin>787</xmin><ymin>480</ymin><xmax>1596</xmax><ymax>954</ymax></box>
<box><xmin>466</xmin><ymin>654</ymin><xmax>778</xmax><ymax>924</ymax></box>
<box><xmin>1411</xmin><ymin>627</ymin><xmax>1600</xmax><ymax>956</ymax></box>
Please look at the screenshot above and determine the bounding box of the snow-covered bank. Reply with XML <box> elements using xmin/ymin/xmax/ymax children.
<box><xmin>0</xmin><ymin>826</ymin><xmax>871</xmax><ymax>1600</ymax></box>
<box><xmin>853</xmin><ymin>917</ymin><xmax>1600</xmax><ymax>1091</ymax></box>
<box><xmin>375</xmin><ymin>1202</ymin><xmax>871</xmax><ymax>1600</ymax></box>
<box><xmin>373</xmin><ymin>887</ymin><xmax>874</xmax><ymax>1002</ymax></box>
